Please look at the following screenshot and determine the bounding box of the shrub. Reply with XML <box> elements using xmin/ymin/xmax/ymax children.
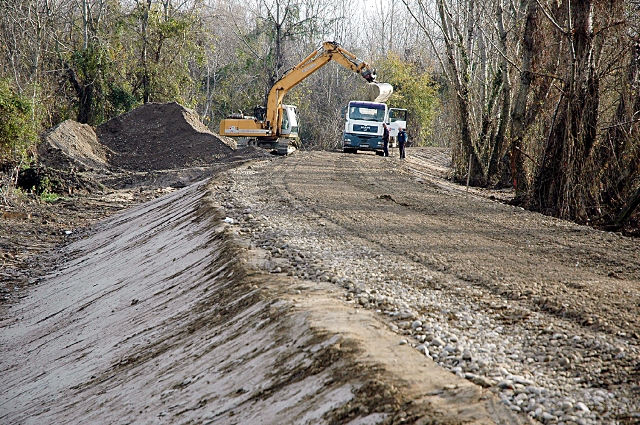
<box><xmin>0</xmin><ymin>79</ymin><xmax>39</xmax><ymax>165</ymax></box>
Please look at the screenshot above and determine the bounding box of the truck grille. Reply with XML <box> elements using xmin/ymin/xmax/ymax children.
<box><xmin>353</xmin><ymin>124</ymin><xmax>378</xmax><ymax>133</ymax></box>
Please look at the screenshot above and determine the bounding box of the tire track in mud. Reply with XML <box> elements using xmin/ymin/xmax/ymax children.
<box><xmin>234</xmin><ymin>151</ymin><xmax>640</xmax><ymax>422</ymax></box>
<box><xmin>274</xmin><ymin>152</ymin><xmax>640</xmax><ymax>339</ymax></box>
<box><xmin>268</xmin><ymin>152</ymin><xmax>525</xmax><ymax>321</ymax></box>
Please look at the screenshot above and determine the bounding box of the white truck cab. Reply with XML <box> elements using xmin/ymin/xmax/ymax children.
<box><xmin>341</xmin><ymin>101</ymin><xmax>407</xmax><ymax>154</ymax></box>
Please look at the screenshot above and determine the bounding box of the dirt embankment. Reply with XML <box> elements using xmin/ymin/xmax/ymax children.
<box><xmin>38</xmin><ymin>120</ymin><xmax>109</xmax><ymax>172</ymax></box>
<box><xmin>1</xmin><ymin>102</ymin><xmax>267</xmax><ymax>313</ymax></box>
<box><xmin>0</xmin><ymin>177</ymin><xmax>520</xmax><ymax>425</ymax></box>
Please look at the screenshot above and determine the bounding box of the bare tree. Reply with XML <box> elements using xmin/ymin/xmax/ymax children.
<box><xmin>0</xmin><ymin>0</ymin><xmax>60</xmax><ymax>123</ymax></box>
<box><xmin>532</xmin><ymin>0</ymin><xmax>606</xmax><ymax>219</ymax></box>
<box><xmin>508</xmin><ymin>0</ymin><xmax>538</xmax><ymax>195</ymax></box>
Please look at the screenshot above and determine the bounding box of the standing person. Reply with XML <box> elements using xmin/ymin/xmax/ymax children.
<box><xmin>397</xmin><ymin>127</ymin><xmax>407</xmax><ymax>159</ymax></box>
<box><xmin>382</xmin><ymin>123</ymin><xmax>390</xmax><ymax>157</ymax></box>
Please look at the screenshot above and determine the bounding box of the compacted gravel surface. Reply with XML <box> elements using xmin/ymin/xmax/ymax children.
<box><xmin>212</xmin><ymin>148</ymin><xmax>640</xmax><ymax>425</ymax></box>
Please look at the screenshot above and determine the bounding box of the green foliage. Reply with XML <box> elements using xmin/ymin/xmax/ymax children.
<box><xmin>34</xmin><ymin>175</ymin><xmax>52</xmax><ymax>195</ymax></box>
<box><xmin>39</xmin><ymin>190</ymin><xmax>61</xmax><ymax>202</ymax></box>
<box><xmin>27</xmin><ymin>173</ymin><xmax>64</xmax><ymax>202</ymax></box>
<box><xmin>127</xmin><ymin>2</ymin><xmax>204</xmax><ymax>107</ymax></box>
<box><xmin>201</xmin><ymin>37</ymin><xmax>274</xmax><ymax>125</ymax></box>
<box><xmin>108</xmin><ymin>84</ymin><xmax>139</xmax><ymax>116</ymax></box>
<box><xmin>0</xmin><ymin>79</ymin><xmax>39</xmax><ymax>164</ymax></box>
<box><xmin>64</xmin><ymin>44</ymin><xmax>111</xmax><ymax>125</ymax></box>
<box><xmin>51</xmin><ymin>0</ymin><xmax>206</xmax><ymax>127</ymax></box>
<box><xmin>375</xmin><ymin>54</ymin><xmax>440</xmax><ymax>146</ymax></box>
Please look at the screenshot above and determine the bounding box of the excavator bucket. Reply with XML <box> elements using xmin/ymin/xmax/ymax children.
<box><xmin>368</xmin><ymin>82</ymin><xmax>393</xmax><ymax>103</ymax></box>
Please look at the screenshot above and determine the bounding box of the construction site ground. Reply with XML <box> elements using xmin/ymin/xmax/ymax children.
<box><xmin>1</xmin><ymin>139</ymin><xmax>639</xmax><ymax>424</ymax></box>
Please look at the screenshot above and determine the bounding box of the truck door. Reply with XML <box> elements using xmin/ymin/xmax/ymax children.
<box><xmin>388</xmin><ymin>108</ymin><xmax>407</xmax><ymax>129</ymax></box>
<box><xmin>388</xmin><ymin>108</ymin><xmax>407</xmax><ymax>147</ymax></box>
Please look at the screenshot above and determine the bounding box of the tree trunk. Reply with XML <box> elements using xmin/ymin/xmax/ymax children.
<box><xmin>509</xmin><ymin>0</ymin><xmax>537</xmax><ymax>195</ymax></box>
<box><xmin>437</xmin><ymin>0</ymin><xmax>485</xmax><ymax>186</ymax></box>
<box><xmin>141</xmin><ymin>0</ymin><xmax>151</xmax><ymax>104</ymax></box>
<box><xmin>531</xmin><ymin>0</ymin><xmax>599</xmax><ymax>220</ymax></box>
<box><xmin>610</xmin><ymin>186</ymin><xmax>640</xmax><ymax>229</ymax></box>
<box><xmin>66</xmin><ymin>63</ymin><xmax>93</xmax><ymax>124</ymax></box>
<box><xmin>487</xmin><ymin>0</ymin><xmax>511</xmax><ymax>184</ymax></box>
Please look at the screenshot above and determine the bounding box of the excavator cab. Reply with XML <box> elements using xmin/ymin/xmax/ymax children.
<box><xmin>253</xmin><ymin>105</ymin><xmax>266</xmax><ymax>121</ymax></box>
<box><xmin>279</xmin><ymin>105</ymin><xmax>299</xmax><ymax>137</ymax></box>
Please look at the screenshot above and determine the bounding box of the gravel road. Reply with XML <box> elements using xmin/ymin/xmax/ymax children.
<box><xmin>2</xmin><ymin>146</ymin><xmax>639</xmax><ymax>424</ymax></box>
<box><xmin>213</xmin><ymin>148</ymin><xmax>640</xmax><ymax>424</ymax></box>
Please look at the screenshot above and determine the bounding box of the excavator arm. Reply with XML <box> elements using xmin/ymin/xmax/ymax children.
<box><xmin>219</xmin><ymin>41</ymin><xmax>391</xmax><ymax>150</ymax></box>
<box><xmin>266</xmin><ymin>41</ymin><xmax>384</xmax><ymax>136</ymax></box>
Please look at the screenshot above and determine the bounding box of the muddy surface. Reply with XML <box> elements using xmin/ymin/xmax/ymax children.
<box><xmin>1</xmin><ymin>145</ymin><xmax>639</xmax><ymax>424</ymax></box>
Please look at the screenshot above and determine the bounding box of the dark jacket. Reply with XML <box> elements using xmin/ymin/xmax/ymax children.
<box><xmin>397</xmin><ymin>129</ymin><xmax>407</xmax><ymax>144</ymax></box>
<box><xmin>382</xmin><ymin>126</ymin><xmax>389</xmax><ymax>142</ymax></box>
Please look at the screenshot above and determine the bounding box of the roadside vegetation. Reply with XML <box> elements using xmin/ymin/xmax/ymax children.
<box><xmin>1</xmin><ymin>0</ymin><xmax>638</xmax><ymax>232</ymax></box>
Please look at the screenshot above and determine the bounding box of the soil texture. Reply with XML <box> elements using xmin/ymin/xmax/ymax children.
<box><xmin>96</xmin><ymin>102</ymin><xmax>235</xmax><ymax>171</ymax></box>
<box><xmin>1</xmin><ymin>110</ymin><xmax>639</xmax><ymax>423</ymax></box>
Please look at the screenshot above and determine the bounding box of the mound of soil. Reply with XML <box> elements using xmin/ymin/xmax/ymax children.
<box><xmin>17</xmin><ymin>166</ymin><xmax>105</xmax><ymax>196</ymax></box>
<box><xmin>38</xmin><ymin>120</ymin><xmax>110</xmax><ymax>172</ymax></box>
<box><xmin>96</xmin><ymin>102</ymin><xmax>236</xmax><ymax>171</ymax></box>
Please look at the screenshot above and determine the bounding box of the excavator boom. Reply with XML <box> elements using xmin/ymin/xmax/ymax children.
<box><xmin>219</xmin><ymin>41</ymin><xmax>392</xmax><ymax>153</ymax></box>
<box><xmin>266</xmin><ymin>41</ymin><xmax>387</xmax><ymax>136</ymax></box>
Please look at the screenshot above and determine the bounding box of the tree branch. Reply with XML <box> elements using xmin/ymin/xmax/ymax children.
<box><xmin>534</xmin><ymin>0</ymin><xmax>567</xmax><ymax>35</ymax></box>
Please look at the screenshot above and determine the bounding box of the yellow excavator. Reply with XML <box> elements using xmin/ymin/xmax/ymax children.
<box><xmin>219</xmin><ymin>41</ymin><xmax>392</xmax><ymax>154</ymax></box>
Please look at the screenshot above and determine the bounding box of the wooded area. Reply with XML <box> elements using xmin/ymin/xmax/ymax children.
<box><xmin>1</xmin><ymin>0</ymin><xmax>639</xmax><ymax>230</ymax></box>
<box><xmin>403</xmin><ymin>0</ymin><xmax>640</xmax><ymax>229</ymax></box>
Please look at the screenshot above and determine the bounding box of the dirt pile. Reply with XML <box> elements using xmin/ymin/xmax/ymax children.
<box><xmin>38</xmin><ymin>120</ymin><xmax>110</xmax><ymax>172</ymax></box>
<box><xmin>96</xmin><ymin>102</ymin><xmax>236</xmax><ymax>171</ymax></box>
<box><xmin>29</xmin><ymin>102</ymin><xmax>243</xmax><ymax>193</ymax></box>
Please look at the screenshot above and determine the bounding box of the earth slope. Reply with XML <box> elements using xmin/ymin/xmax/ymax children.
<box><xmin>0</xmin><ymin>176</ymin><xmax>519</xmax><ymax>425</ymax></box>
<box><xmin>2</xmin><ymin>145</ymin><xmax>639</xmax><ymax>424</ymax></box>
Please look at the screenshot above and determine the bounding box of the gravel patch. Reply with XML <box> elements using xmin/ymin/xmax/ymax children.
<box><xmin>212</xmin><ymin>155</ymin><xmax>640</xmax><ymax>425</ymax></box>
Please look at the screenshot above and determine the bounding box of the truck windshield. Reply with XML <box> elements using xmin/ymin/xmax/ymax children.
<box><xmin>348</xmin><ymin>102</ymin><xmax>385</xmax><ymax>122</ymax></box>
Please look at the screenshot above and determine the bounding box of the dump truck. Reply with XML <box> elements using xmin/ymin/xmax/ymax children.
<box><xmin>341</xmin><ymin>100</ymin><xmax>407</xmax><ymax>155</ymax></box>
<box><xmin>219</xmin><ymin>41</ymin><xmax>392</xmax><ymax>154</ymax></box>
